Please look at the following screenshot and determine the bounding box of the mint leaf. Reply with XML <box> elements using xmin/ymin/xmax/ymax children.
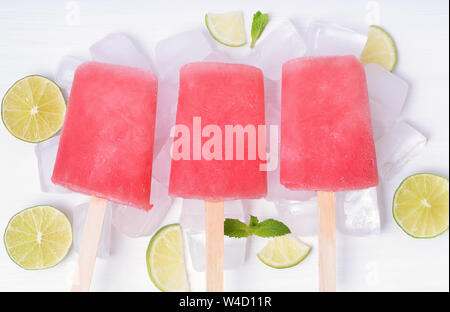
<box><xmin>249</xmin><ymin>215</ymin><xmax>259</xmax><ymax>227</ymax></box>
<box><xmin>224</xmin><ymin>218</ymin><xmax>250</xmax><ymax>238</ymax></box>
<box><xmin>224</xmin><ymin>216</ymin><xmax>290</xmax><ymax>238</ymax></box>
<box><xmin>252</xmin><ymin>219</ymin><xmax>291</xmax><ymax>238</ymax></box>
<box><xmin>251</xmin><ymin>11</ymin><xmax>269</xmax><ymax>48</ymax></box>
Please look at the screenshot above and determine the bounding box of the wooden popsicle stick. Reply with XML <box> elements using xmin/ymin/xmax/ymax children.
<box><xmin>318</xmin><ymin>191</ymin><xmax>336</xmax><ymax>292</ymax></box>
<box><xmin>71</xmin><ymin>196</ymin><xmax>108</xmax><ymax>292</ymax></box>
<box><xmin>205</xmin><ymin>201</ymin><xmax>224</xmax><ymax>292</ymax></box>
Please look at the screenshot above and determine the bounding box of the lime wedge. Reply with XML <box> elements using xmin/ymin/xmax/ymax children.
<box><xmin>205</xmin><ymin>12</ymin><xmax>247</xmax><ymax>47</ymax></box>
<box><xmin>257</xmin><ymin>235</ymin><xmax>311</xmax><ymax>269</ymax></box>
<box><xmin>2</xmin><ymin>75</ymin><xmax>66</xmax><ymax>143</ymax></box>
<box><xmin>393</xmin><ymin>173</ymin><xmax>449</xmax><ymax>238</ymax></box>
<box><xmin>146</xmin><ymin>224</ymin><xmax>189</xmax><ymax>292</ymax></box>
<box><xmin>360</xmin><ymin>25</ymin><xmax>397</xmax><ymax>71</ymax></box>
<box><xmin>4</xmin><ymin>205</ymin><xmax>72</xmax><ymax>270</ymax></box>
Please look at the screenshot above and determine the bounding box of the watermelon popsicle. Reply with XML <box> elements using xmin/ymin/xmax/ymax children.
<box><xmin>52</xmin><ymin>62</ymin><xmax>158</xmax><ymax>291</ymax></box>
<box><xmin>169</xmin><ymin>62</ymin><xmax>267</xmax><ymax>291</ymax></box>
<box><xmin>280</xmin><ymin>56</ymin><xmax>378</xmax><ymax>291</ymax></box>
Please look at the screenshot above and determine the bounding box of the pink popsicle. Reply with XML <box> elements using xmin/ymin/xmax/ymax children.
<box><xmin>169</xmin><ymin>62</ymin><xmax>267</xmax><ymax>291</ymax></box>
<box><xmin>53</xmin><ymin>61</ymin><xmax>157</xmax><ymax>211</ymax></box>
<box><xmin>280</xmin><ymin>56</ymin><xmax>378</xmax><ymax>291</ymax></box>
<box><xmin>169</xmin><ymin>62</ymin><xmax>267</xmax><ymax>200</ymax></box>
<box><xmin>52</xmin><ymin>61</ymin><xmax>158</xmax><ymax>291</ymax></box>
<box><xmin>281</xmin><ymin>56</ymin><xmax>378</xmax><ymax>190</ymax></box>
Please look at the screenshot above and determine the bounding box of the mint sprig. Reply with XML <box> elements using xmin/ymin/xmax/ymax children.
<box><xmin>224</xmin><ymin>216</ymin><xmax>290</xmax><ymax>238</ymax></box>
<box><xmin>223</xmin><ymin>219</ymin><xmax>250</xmax><ymax>238</ymax></box>
<box><xmin>250</xmin><ymin>11</ymin><xmax>269</xmax><ymax>48</ymax></box>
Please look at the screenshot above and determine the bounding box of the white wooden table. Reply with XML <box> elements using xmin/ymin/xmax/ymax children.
<box><xmin>0</xmin><ymin>0</ymin><xmax>448</xmax><ymax>291</ymax></box>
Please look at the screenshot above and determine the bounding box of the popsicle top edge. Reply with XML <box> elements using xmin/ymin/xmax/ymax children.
<box><xmin>180</xmin><ymin>61</ymin><xmax>264</xmax><ymax>76</ymax></box>
<box><xmin>75</xmin><ymin>61</ymin><xmax>158</xmax><ymax>82</ymax></box>
<box><xmin>282</xmin><ymin>55</ymin><xmax>364</xmax><ymax>72</ymax></box>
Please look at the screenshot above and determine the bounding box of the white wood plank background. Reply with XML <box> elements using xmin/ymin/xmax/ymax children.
<box><xmin>0</xmin><ymin>0</ymin><xmax>448</xmax><ymax>292</ymax></box>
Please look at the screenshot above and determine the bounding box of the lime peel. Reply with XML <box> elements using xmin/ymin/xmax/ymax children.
<box><xmin>257</xmin><ymin>235</ymin><xmax>311</xmax><ymax>269</ymax></box>
<box><xmin>360</xmin><ymin>25</ymin><xmax>397</xmax><ymax>71</ymax></box>
<box><xmin>205</xmin><ymin>12</ymin><xmax>247</xmax><ymax>47</ymax></box>
<box><xmin>393</xmin><ymin>173</ymin><xmax>449</xmax><ymax>239</ymax></box>
<box><xmin>146</xmin><ymin>224</ymin><xmax>189</xmax><ymax>292</ymax></box>
<box><xmin>4</xmin><ymin>205</ymin><xmax>73</xmax><ymax>270</ymax></box>
<box><xmin>1</xmin><ymin>75</ymin><xmax>66</xmax><ymax>143</ymax></box>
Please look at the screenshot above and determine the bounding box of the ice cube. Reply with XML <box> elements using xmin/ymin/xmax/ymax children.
<box><xmin>306</xmin><ymin>21</ymin><xmax>367</xmax><ymax>57</ymax></box>
<box><xmin>155</xmin><ymin>29</ymin><xmax>213</xmax><ymax>83</ymax></box>
<box><xmin>375</xmin><ymin>122</ymin><xmax>427</xmax><ymax>179</ymax></box>
<box><xmin>265</xmin><ymin>78</ymin><xmax>282</xmax><ymax>123</ymax></box>
<box><xmin>73</xmin><ymin>202</ymin><xmax>112</xmax><ymax>258</ymax></box>
<box><xmin>55</xmin><ymin>55</ymin><xmax>85</xmax><ymax>98</ymax></box>
<box><xmin>154</xmin><ymin>81</ymin><xmax>178</xmax><ymax>155</ymax></box>
<box><xmin>267</xmin><ymin>164</ymin><xmax>316</xmax><ymax>202</ymax></box>
<box><xmin>249</xmin><ymin>20</ymin><xmax>307</xmax><ymax>80</ymax></box>
<box><xmin>365</xmin><ymin>64</ymin><xmax>409</xmax><ymax>140</ymax></box>
<box><xmin>203</xmin><ymin>50</ymin><xmax>232</xmax><ymax>63</ymax></box>
<box><xmin>276</xmin><ymin>198</ymin><xmax>318</xmax><ymax>236</ymax></box>
<box><xmin>263</xmin><ymin>78</ymin><xmax>281</xmax><ymax>173</ymax></box>
<box><xmin>90</xmin><ymin>33</ymin><xmax>154</xmax><ymax>71</ymax></box>
<box><xmin>264</xmin><ymin>78</ymin><xmax>316</xmax><ymax>201</ymax></box>
<box><xmin>265</xmin><ymin>106</ymin><xmax>315</xmax><ymax>202</ymax></box>
<box><xmin>336</xmin><ymin>187</ymin><xmax>380</xmax><ymax>236</ymax></box>
<box><xmin>181</xmin><ymin>199</ymin><xmax>247</xmax><ymax>229</ymax></box>
<box><xmin>152</xmin><ymin>138</ymin><xmax>172</xmax><ymax>187</ymax></box>
<box><xmin>112</xmin><ymin>178</ymin><xmax>173</xmax><ymax>237</ymax></box>
<box><xmin>35</xmin><ymin>135</ymin><xmax>71</xmax><ymax>193</ymax></box>
<box><xmin>180</xmin><ymin>199</ymin><xmax>247</xmax><ymax>272</ymax></box>
<box><xmin>204</xmin><ymin>28</ymin><xmax>251</xmax><ymax>64</ymax></box>
<box><xmin>274</xmin><ymin>188</ymin><xmax>380</xmax><ymax>237</ymax></box>
<box><xmin>243</xmin><ymin>199</ymin><xmax>279</xmax><ymax>222</ymax></box>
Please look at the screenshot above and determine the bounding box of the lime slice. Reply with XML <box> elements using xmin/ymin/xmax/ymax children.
<box><xmin>393</xmin><ymin>173</ymin><xmax>449</xmax><ymax>238</ymax></box>
<box><xmin>2</xmin><ymin>75</ymin><xmax>66</xmax><ymax>143</ymax></box>
<box><xmin>257</xmin><ymin>235</ymin><xmax>311</xmax><ymax>269</ymax></box>
<box><xmin>205</xmin><ymin>12</ymin><xmax>247</xmax><ymax>47</ymax></box>
<box><xmin>146</xmin><ymin>224</ymin><xmax>189</xmax><ymax>292</ymax></box>
<box><xmin>360</xmin><ymin>25</ymin><xmax>397</xmax><ymax>71</ymax></box>
<box><xmin>4</xmin><ymin>205</ymin><xmax>73</xmax><ymax>270</ymax></box>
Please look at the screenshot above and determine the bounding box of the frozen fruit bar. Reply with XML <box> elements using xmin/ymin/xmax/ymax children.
<box><xmin>169</xmin><ymin>62</ymin><xmax>267</xmax><ymax>200</ymax></box>
<box><xmin>52</xmin><ymin>62</ymin><xmax>157</xmax><ymax>210</ymax></box>
<box><xmin>280</xmin><ymin>56</ymin><xmax>378</xmax><ymax>191</ymax></box>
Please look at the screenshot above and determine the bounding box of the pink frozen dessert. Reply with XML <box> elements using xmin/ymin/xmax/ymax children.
<box><xmin>169</xmin><ymin>62</ymin><xmax>267</xmax><ymax>200</ymax></box>
<box><xmin>281</xmin><ymin>55</ymin><xmax>378</xmax><ymax>191</ymax></box>
<box><xmin>52</xmin><ymin>61</ymin><xmax>158</xmax><ymax>210</ymax></box>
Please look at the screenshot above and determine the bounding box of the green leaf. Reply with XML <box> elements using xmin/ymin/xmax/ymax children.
<box><xmin>250</xmin><ymin>11</ymin><xmax>270</xmax><ymax>48</ymax></box>
<box><xmin>252</xmin><ymin>219</ymin><xmax>291</xmax><ymax>238</ymax></box>
<box><xmin>224</xmin><ymin>218</ymin><xmax>250</xmax><ymax>238</ymax></box>
<box><xmin>224</xmin><ymin>216</ymin><xmax>291</xmax><ymax>239</ymax></box>
<box><xmin>249</xmin><ymin>215</ymin><xmax>259</xmax><ymax>227</ymax></box>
